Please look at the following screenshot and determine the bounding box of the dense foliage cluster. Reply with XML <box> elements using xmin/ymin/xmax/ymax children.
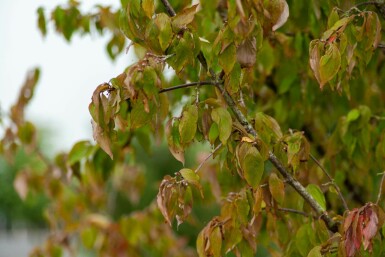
<box><xmin>2</xmin><ymin>0</ymin><xmax>385</xmax><ymax>256</ymax></box>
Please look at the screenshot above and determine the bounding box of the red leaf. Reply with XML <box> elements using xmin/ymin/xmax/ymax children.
<box><xmin>362</xmin><ymin>205</ymin><xmax>379</xmax><ymax>251</ymax></box>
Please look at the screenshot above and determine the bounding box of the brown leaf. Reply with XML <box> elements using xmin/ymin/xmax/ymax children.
<box><xmin>157</xmin><ymin>175</ymin><xmax>177</xmax><ymax>226</ymax></box>
<box><xmin>272</xmin><ymin>0</ymin><xmax>289</xmax><ymax>31</ymax></box>
<box><xmin>14</xmin><ymin>171</ymin><xmax>29</xmax><ymax>200</ymax></box>
<box><xmin>309</xmin><ymin>40</ymin><xmax>323</xmax><ymax>88</ymax></box>
<box><xmin>362</xmin><ymin>205</ymin><xmax>379</xmax><ymax>251</ymax></box>
<box><xmin>10</xmin><ymin>68</ymin><xmax>40</xmax><ymax>126</ymax></box>
<box><xmin>91</xmin><ymin>120</ymin><xmax>113</xmax><ymax>159</ymax></box>
<box><xmin>166</xmin><ymin>119</ymin><xmax>185</xmax><ymax>164</ymax></box>
<box><xmin>264</xmin><ymin>0</ymin><xmax>289</xmax><ymax>32</ymax></box>
<box><xmin>236</xmin><ymin>37</ymin><xmax>257</xmax><ymax>68</ymax></box>
<box><xmin>172</xmin><ymin>4</ymin><xmax>198</xmax><ymax>31</ymax></box>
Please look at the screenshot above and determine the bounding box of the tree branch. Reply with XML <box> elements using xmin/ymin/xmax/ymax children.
<box><xmin>160</xmin><ymin>0</ymin><xmax>339</xmax><ymax>233</ymax></box>
<box><xmin>159</xmin><ymin>81</ymin><xmax>216</xmax><ymax>93</ymax></box>
<box><xmin>310</xmin><ymin>154</ymin><xmax>349</xmax><ymax>211</ymax></box>
<box><xmin>160</xmin><ymin>0</ymin><xmax>176</xmax><ymax>16</ymax></box>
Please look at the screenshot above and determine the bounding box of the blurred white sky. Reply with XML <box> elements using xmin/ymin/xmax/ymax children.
<box><xmin>0</xmin><ymin>0</ymin><xmax>135</xmax><ymax>153</ymax></box>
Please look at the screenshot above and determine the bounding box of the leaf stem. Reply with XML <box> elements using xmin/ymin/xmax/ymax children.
<box><xmin>194</xmin><ymin>143</ymin><xmax>222</xmax><ymax>173</ymax></box>
<box><xmin>159</xmin><ymin>81</ymin><xmax>216</xmax><ymax>93</ymax></box>
<box><xmin>376</xmin><ymin>171</ymin><xmax>385</xmax><ymax>205</ymax></box>
<box><xmin>310</xmin><ymin>153</ymin><xmax>349</xmax><ymax>211</ymax></box>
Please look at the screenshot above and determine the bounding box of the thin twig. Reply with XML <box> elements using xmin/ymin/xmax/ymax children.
<box><xmin>159</xmin><ymin>0</ymin><xmax>339</xmax><ymax>233</ymax></box>
<box><xmin>159</xmin><ymin>81</ymin><xmax>215</xmax><ymax>93</ymax></box>
<box><xmin>310</xmin><ymin>154</ymin><xmax>349</xmax><ymax>211</ymax></box>
<box><xmin>354</xmin><ymin>1</ymin><xmax>381</xmax><ymax>9</ymax></box>
<box><xmin>376</xmin><ymin>171</ymin><xmax>385</xmax><ymax>205</ymax></box>
<box><xmin>277</xmin><ymin>207</ymin><xmax>310</xmax><ymax>217</ymax></box>
<box><xmin>195</xmin><ymin>143</ymin><xmax>223</xmax><ymax>173</ymax></box>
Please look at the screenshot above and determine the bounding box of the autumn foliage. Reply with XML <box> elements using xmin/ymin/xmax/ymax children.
<box><xmin>2</xmin><ymin>0</ymin><xmax>385</xmax><ymax>257</ymax></box>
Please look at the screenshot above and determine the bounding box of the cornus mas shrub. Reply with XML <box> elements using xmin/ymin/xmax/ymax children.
<box><xmin>2</xmin><ymin>0</ymin><xmax>385</xmax><ymax>256</ymax></box>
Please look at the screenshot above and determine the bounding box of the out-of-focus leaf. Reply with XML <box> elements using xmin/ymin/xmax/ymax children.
<box><xmin>307</xmin><ymin>246</ymin><xmax>322</xmax><ymax>257</ymax></box>
<box><xmin>14</xmin><ymin>170</ymin><xmax>29</xmax><ymax>200</ymax></box>
<box><xmin>264</xmin><ymin>0</ymin><xmax>290</xmax><ymax>31</ymax></box>
<box><xmin>87</xmin><ymin>214</ymin><xmax>111</xmax><ymax>229</ymax></box>
<box><xmin>17</xmin><ymin>121</ymin><xmax>36</xmax><ymax>146</ymax></box>
<box><xmin>68</xmin><ymin>140</ymin><xmax>95</xmax><ymax>165</ymax></box>
<box><xmin>37</xmin><ymin>7</ymin><xmax>47</xmax><ymax>36</ymax></box>
<box><xmin>141</xmin><ymin>0</ymin><xmax>154</xmax><ymax>19</ymax></box>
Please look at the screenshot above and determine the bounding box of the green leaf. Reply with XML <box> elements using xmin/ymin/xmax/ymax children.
<box><xmin>295</xmin><ymin>223</ymin><xmax>314</xmax><ymax>256</ymax></box>
<box><xmin>269</xmin><ymin>173</ymin><xmax>285</xmax><ymax>205</ymax></box>
<box><xmin>197</xmin><ymin>230</ymin><xmax>205</xmax><ymax>257</ymax></box>
<box><xmin>319</xmin><ymin>43</ymin><xmax>341</xmax><ymax>87</ymax></box>
<box><xmin>209</xmin><ymin>122</ymin><xmax>219</xmax><ymax>144</ymax></box>
<box><xmin>131</xmin><ymin>101</ymin><xmax>151</xmax><ymax>129</ymax></box>
<box><xmin>172</xmin><ymin>4</ymin><xmax>198</xmax><ymax>31</ymax></box>
<box><xmin>141</xmin><ymin>0</ymin><xmax>154</xmax><ymax>19</ymax></box>
<box><xmin>224</xmin><ymin>226</ymin><xmax>242</xmax><ymax>253</ymax></box>
<box><xmin>37</xmin><ymin>7</ymin><xmax>47</xmax><ymax>36</ymax></box>
<box><xmin>239</xmin><ymin>143</ymin><xmax>264</xmax><ymax>189</ymax></box>
<box><xmin>68</xmin><ymin>140</ymin><xmax>95</xmax><ymax>165</ymax></box>
<box><xmin>255</xmin><ymin>112</ymin><xmax>283</xmax><ymax>145</ymax></box>
<box><xmin>81</xmin><ymin>227</ymin><xmax>97</xmax><ymax>249</ymax></box>
<box><xmin>327</xmin><ymin>9</ymin><xmax>340</xmax><ymax>29</ymax></box>
<box><xmin>210</xmin><ymin>227</ymin><xmax>222</xmax><ymax>257</ymax></box>
<box><xmin>168</xmin><ymin>36</ymin><xmax>192</xmax><ymax>73</ymax></box>
<box><xmin>180</xmin><ymin>168</ymin><xmax>202</xmax><ymax>195</ymax></box>
<box><xmin>154</xmin><ymin>13</ymin><xmax>173</xmax><ymax>51</ymax></box>
<box><xmin>346</xmin><ymin>109</ymin><xmax>360</xmax><ymax>122</ymax></box>
<box><xmin>226</xmin><ymin>62</ymin><xmax>241</xmax><ymax>94</ymax></box>
<box><xmin>166</xmin><ymin>119</ymin><xmax>185</xmax><ymax>164</ymax></box>
<box><xmin>306</xmin><ymin>184</ymin><xmax>326</xmax><ymax>211</ymax></box>
<box><xmin>307</xmin><ymin>246</ymin><xmax>322</xmax><ymax>257</ymax></box>
<box><xmin>219</xmin><ymin>43</ymin><xmax>236</xmax><ymax>74</ymax></box>
<box><xmin>18</xmin><ymin>121</ymin><xmax>36</xmax><ymax>145</ymax></box>
<box><xmin>179</xmin><ymin>105</ymin><xmax>198</xmax><ymax>144</ymax></box>
<box><xmin>211</xmin><ymin>107</ymin><xmax>232</xmax><ymax>145</ymax></box>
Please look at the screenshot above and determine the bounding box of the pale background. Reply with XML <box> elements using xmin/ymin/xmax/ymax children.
<box><xmin>0</xmin><ymin>0</ymin><xmax>135</xmax><ymax>153</ymax></box>
<box><xmin>0</xmin><ymin>0</ymin><xmax>133</xmax><ymax>255</ymax></box>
